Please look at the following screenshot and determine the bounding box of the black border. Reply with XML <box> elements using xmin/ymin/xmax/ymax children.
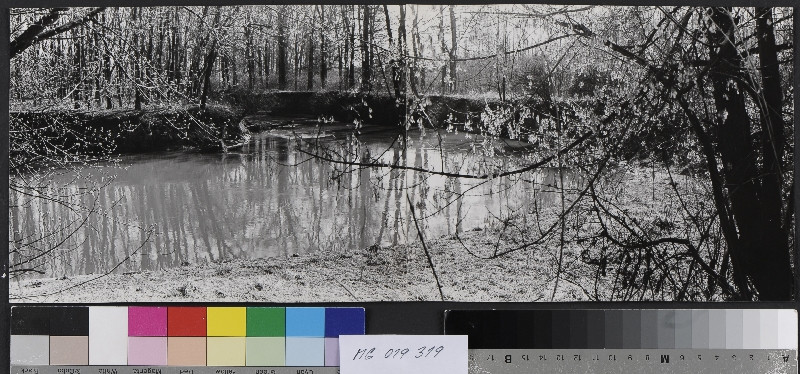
<box><xmin>3</xmin><ymin>7</ymin><xmax>11</xmax><ymax>371</ymax></box>
<box><xmin>2</xmin><ymin>2</ymin><xmax>798</xmax><ymax>372</ymax></box>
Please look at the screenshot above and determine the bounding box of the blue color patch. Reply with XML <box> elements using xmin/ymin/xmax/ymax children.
<box><xmin>285</xmin><ymin>337</ymin><xmax>325</xmax><ymax>366</ymax></box>
<box><xmin>325</xmin><ymin>308</ymin><xmax>365</xmax><ymax>337</ymax></box>
<box><xmin>286</xmin><ymin>308</ymin><xmax>325</xmax><ymax>337</ymax></box>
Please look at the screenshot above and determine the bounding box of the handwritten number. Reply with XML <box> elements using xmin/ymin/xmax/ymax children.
<box><xmin>361</xmin><ymin>345</ymin><xmax>445</xmax><ymax>361</ymax></box>
<box><xmin>412</xmin><ymin>345</ymin><xmax>445</xmax><ymax>358</ymax></box>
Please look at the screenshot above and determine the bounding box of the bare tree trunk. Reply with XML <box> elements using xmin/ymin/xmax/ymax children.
<box><xmin>277</xmin><ymin>6</ymin><xmax>288</xmax><ymax>90</ymax></box>
<box><xmin>438</xmin><ymin>6</ymin><xmax>446</xmax><ymax>95</ymax></box>
<box><xmin>199</xmin><ymin>7</ymin><xmax>222</xmax><ymax>110</ymax></box>
<box><xmin>383</xmin><ymin>5</ymin><xmax>394</xmax><ymax>47</ymax></box>
<box><xmin>11</xmin><ymin>7</ymin><xmax>105</xmax><ymax>59</ymax></box>
<box><xmin>257</xmin><ymin>47</ymin><xmax>263</xmax><ymax>88</ymax></box>
<box><xmin>410</xmin><ymin>5</ymin><xmax>422</xmax><ymax>94</ymax></box>
<box><xmin>188</xmin><ymin>6</ymin><xmax>209</xmax><ymax>97</ymax></box>
<box><xmin>307</xmin><ymin>11</ymin><xmax>315</xmax><ymax>91</ymax></box>
<box><xmin>245</xmin><ymin>17</ymin><xmax>255</xmax><ymax>90</ymax></box>
<box><xmin>360</xmin><ymin>5</ymin><xmax>371</xmax><ymax>92</ymax></box>
<box><xmin>82</xmin><ymin>25</ymin><xmax>90</xmax><ymax>108</ymax></box>
<box><xmin>231</xmin><ymin>52</ymin><xmax>238</xmax><ymax>87</ymax></box>
<box><xmin>340</xmin><ymin>5</ymin><xmax>353</xmax><ymax>90</ymax></box>
<box><xmin>705</xmin><ymin>7</ymin><xmax>792</xmax><ymax>300</ymax></box>
<box><xmin>73</xmin><ymin>27</ymin><xmax>83</xmax><ymax>109</ymax></box>
<box><xmin>396</xmin><ymin>5</ymin><xmax>408</xmax><ymax>123</ymax></box>
<box><xmin>101</xmin><ymin>13</ymin><xmax>113</xmax><ymax>109</ymax></box>
<box><xmin>156</xmin><ymin>11</ymin><xmax>165</xmax><ymax>76</ymax></box>
<box><xmin>398</xmin><ymin>4</ymin><xmax>407</xmax><ymax>77</ymax></box>
<box><xmin>92</xmin><ymin>19</ymin><xmax>102</xmax><ymax>107</ymax></box>
<box><xmin>131</xmin><ymin>8</ymin><xmax>142</xmax><ymax>110</ymax></box>
<box><xmin>753</xmin><ymin>7</ymin><xmax>794</xmax><ymax>300</ymax></box>
<box><xmin>264</xmin><ymin>39</ymin><xmax>271</xmax><ymax>88</ymax></box>
<box><xmin>222</xmin><ymin>52</ymin><xmax>229</xmax><ymax>87</ymax></box>
<box><xmin>171</xmin><ymin>9</ymin><xmax>182</xmax><ymax>93</ymax></box>
<box><xmin>55</xmin><ymin>39</ymin><xmax>65</xmax><ymax>99</ymax></box>
<box><xmin>337</xmin><ymin>45</ymin><xmax>342</xmax><ymax>90</ymax></box>
<box><xmin>168</xmin><ymin>8</ymin><xmax>177</xmax><ymax>84</ymax></box>
<box><xmin>293</xmin><ymin>35</ymin><xmax>299</xmax><ymax>90</ymax></box>
<box><xmin>199</xmin><ymin>49</ymin><xmax>217</xmax><ymax>110</ymax></box>
<box><xmin>11</xmin><ymin>8</ymin><xmax>64</xmax><ymax>58</ymax></box>
<box><xmin>116</xmin><ymin>28</ymin><xmax>124</xmax><ymax>106</ymax></box>
<box><xmin>448</xmin><ymin>5</ymin><xmax>457</xmax><ymax>93</ymax></box>
<box><xmin>146</xmin><ymin>23</ymin><xmax>154</xmax><ymax>102</ymax></box>
<box><xmin>383</xmin><ymin>5</ymin><xmax>398</xmax><ymax>100</ymax></box>
<box><xmin>319</xmin><ymin>5</ymin><xmax>327</xmax><ymax>89</ymax></box>
<box><xmin>348</xmin><ymin>8</ymin><xmax>356</xmax><ymax>89</ymax></box>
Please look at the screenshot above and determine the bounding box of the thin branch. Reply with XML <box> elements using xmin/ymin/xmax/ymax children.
<box><xmin>598</xmin><ymin>229</ymin><xmax>737</xmax><ymax>298</ymax></box>
<box><xmin>10</xmin><ymin>8</ymin><xmax>66</xmax><ymax>58</ymax></box>
<box><xmin>406</xmin><ymin>193</ymin><xmax>444</xmax><ymax>301</ymax></box>
<box><xmin>13</xmin><ymin>226</ymin><xmax>155</xmax><ymax>300</ymax></box>
<box><xmin>298</xmin><ymin>131</ymin><xmax>594</xmax><ymax>180</ymax></box>
<box><xmin>11</xmin><ymin>7</ymin><xmax>106</xmax><ymax>58</ymax></box>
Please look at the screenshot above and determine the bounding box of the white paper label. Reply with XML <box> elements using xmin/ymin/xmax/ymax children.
<box><xmin>339</xmin><ymin>335</ymin><xmax>468</xmax><ymax>374</ymax></box>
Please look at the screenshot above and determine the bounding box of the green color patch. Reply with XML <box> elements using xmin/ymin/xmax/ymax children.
<box><xmin>246</xmin><ymin>307</ymin><xmax>285</xmax><ymax>337</ymax></box>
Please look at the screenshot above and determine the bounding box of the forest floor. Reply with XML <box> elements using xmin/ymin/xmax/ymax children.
<box><xmin>9</xmin><ymin>227</ymin><xmax>592</xmax><ymax>303</ymax></box>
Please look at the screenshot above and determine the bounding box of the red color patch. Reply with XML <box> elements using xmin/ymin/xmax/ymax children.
<box><xmin>167</xmin><ymin>307</ymin><xmax>207</xmax><ymax>336</ymax></box>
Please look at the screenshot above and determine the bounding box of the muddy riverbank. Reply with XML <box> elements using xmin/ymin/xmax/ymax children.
<box><xmin>10</xmin><ymin>229</ymin><xmax>588</xmax><ymax>303</ymax></box>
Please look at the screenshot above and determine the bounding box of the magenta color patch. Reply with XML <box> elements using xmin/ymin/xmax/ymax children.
<box><xmin>128</xmin><ymin>337</ymin><xmax>167</xmax><ymax>365</ymax></box>
<box><xmin>324</xmin><ymin>337</ymin><xmax>339</xmax><ymax>366</ymax></box>
<box><xmin>128</xmin><ymin>307</ymin><xmax>167</xmax><ymax>336</ymax></box>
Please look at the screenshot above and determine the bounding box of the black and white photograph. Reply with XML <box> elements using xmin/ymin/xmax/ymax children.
<box><xmin>7</xmin><ymin>5</ymin><xmax>795</xmax><ymax>302</ymax></box>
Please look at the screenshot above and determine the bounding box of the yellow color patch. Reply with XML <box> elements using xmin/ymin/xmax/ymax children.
<box><xmin>207</xmin><ymin>307</ymin><xmax>246</xmax><ymax>336</ymax></box>
<box><xmin>206</xmin><ymin>337</ymin><xmax>246</xmax><ymax>366</ymax></box>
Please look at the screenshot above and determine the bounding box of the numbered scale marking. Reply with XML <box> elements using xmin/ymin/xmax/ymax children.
<box><xmin>470</xmin><ymin>349</ymin><xmax>797</xmax><ymax>373</ymax></box>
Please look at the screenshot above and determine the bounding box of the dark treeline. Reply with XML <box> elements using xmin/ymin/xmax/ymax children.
<box><xmin>10</xmin><ymin>5</ymin><xmax>620</xmax><ymax>111</ymax></box>
<box><xmin>11</xmin><ymin>6</ymin><xmax>421</xmax><ymax>110</ymax></box>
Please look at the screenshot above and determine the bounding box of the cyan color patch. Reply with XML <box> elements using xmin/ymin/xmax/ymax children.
<box><xmin>286</xmin><ymin>307</ymin><xmax>325</xmax><ymax>337</ymax></box>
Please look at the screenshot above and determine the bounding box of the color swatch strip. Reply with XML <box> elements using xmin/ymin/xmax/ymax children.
<box><xmin>11</xmin><ymin>306</ymin><xmax>364</xmax><ymax>366</ymax></box>
<box><xmin>444</xmin><ymin>309</ymin><xmax>797</xmax><ymax>349</ymax></box>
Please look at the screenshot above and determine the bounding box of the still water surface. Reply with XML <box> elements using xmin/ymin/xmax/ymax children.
<box><xmin>10</xmin><ymin>120</ymin><xmax>580</xmax><ymax>277</ymax></box>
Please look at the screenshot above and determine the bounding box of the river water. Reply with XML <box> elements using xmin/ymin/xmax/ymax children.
<box><xmin>10</xmin><ymin>118</ymin><xmax>582</xmax><ymax>278</ymax></box>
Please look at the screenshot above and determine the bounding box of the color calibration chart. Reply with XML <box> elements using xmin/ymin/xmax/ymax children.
<box><xmin>10</xmin><ymin>306</ymin><xmax>364</xmax><ymax>374</ymax></box>
<box><xmin>445</xmin><ymin>309</ymin><xmax>798</xmax><ymax>373</ymax></box>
